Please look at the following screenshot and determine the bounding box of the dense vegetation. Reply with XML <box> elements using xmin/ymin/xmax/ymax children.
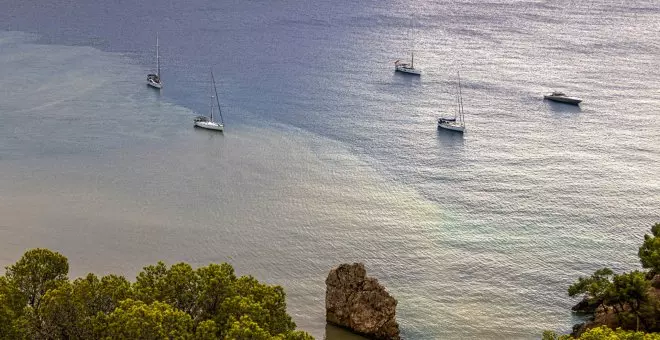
<box><xmin>0</xmin><ymin>249</ymin><xmax>313</xmax><ymax>340</ymax></box>
<box><xmin>544</xmin><ymin>223</ymin><xmax>660</xmax><ymax>339</ymax></box>
<box><xmin>543</xmin><ymin>326</ymin><xmax>660</xmax><ymax>340</ymax></box>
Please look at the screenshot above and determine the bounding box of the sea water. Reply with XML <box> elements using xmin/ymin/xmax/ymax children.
<box><xmin>0</xmin><ymin>0</ymin><xmax>658</xmax><ymax>338</ymax></box>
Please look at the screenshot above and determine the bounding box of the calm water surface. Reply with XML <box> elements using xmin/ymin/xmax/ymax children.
<box><xmin>0</xmin><ymin>0</ymin><xmax>659</xmax><ymax>339</ymax></box>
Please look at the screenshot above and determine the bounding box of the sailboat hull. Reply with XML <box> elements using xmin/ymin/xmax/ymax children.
<box><xmin>543</xmin><ymin>95</ymin><xmax>581</xmax><ymax>105</ymax></box>
<box><xmin>437</xmin><ymin>121</ymin><xmax>465</xmax><ymax>132</ymax></box>
<box><xmin>194</xmin><ymin>121</ymin><xmax>224</xmax><ymax>131</ymax></box>
<box><xmin>147</xmin><ymin>79</ymin><xmax>162</xmax><ymax>89</ymax></box>
<box><xmin>395</xmin><ymin>65</ymin><xmax>421</xmax><ymax>75</ymax></box>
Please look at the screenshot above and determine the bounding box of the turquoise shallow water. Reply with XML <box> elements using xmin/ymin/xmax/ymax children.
<box><xmin>1</xmin><ymin>0</ymin><xmax>659</xmax><ymax>338</ymax></box>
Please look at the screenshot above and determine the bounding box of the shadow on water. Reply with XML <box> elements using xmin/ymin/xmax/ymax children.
<box><xmin>146</xmin><ymin>85</ymin><xmax>162</xmax><ymax>98</ymax></box>
<box><xmin>392</xmin><ymin>71</ymin><xmax>422</xmax><ymax>86</ymax></box>
<box><xmin>192</xmin><ymin>126</ymin><xmax>226</xmax><ymax>140</ymax></box>
<box><xmin>324</xmin><ymin>324</ymin><xmax>368</xmax><ymax>340</ymax></box>
<box><xmin>545</xmin><ymin>99</ymin><xmax>582</xmax><ymax>114</ymax></box>
<box><xmin>436</xmin><ymin>126</ymin><xmax>465</xmax><ymax>148</ymax></box>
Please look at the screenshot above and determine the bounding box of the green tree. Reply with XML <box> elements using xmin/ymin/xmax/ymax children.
<box><xmin>71</xmin><ymin>273</ymin><xmax>132</xmax><ymax>315</ymax></box>
<box><xmin>193</xmin><ymin>320</ymin><xmax>218</xmax><ymax>340</ymax></box>
<box><xmin>94</xmin><ymin>299</ymin><xmax>194</xmax><ymax>340</ymax></box>
<box><xmin>134</xmin><ymin>262</ymin><xmax>201</xmax><ymax>316</ymax></box>
<box><xmin>5</xmin><ymin>248</ymin><xmax>69</xmax><ymax>308</ymax></box>
<box><xmin>559</xmin><ymin>222</ymin><xmax>660</xmax><ymax>338</ymax></box>
<box><xmin>19</xmin><ymin>273</ymin><xmax>132</xmax><ymax>340</ymax></box>
<box><xmin>220</xmin><ymin>295</ymin><xmax>270</xmax><ymax>332</ymax></box>
<box><xmin>274</xmin><ymin>331</ymin><xmax>316</xmax><ymax>340</ymax></box>
<box><xmin>224</xmin><ymin>315</ymin><xmax>271</xmax><ymax>340</ymax></box>
<box><xmin>133</xmin><ymin>261</ymin><xmax>239</xmax><ymax>326</ymax></box>
<box><xmin>575</xmin><ymin>326</ymin><xmax>660</xmax><ymax>339</ymax></box>
<box><xmin>639</xmin><ymin>223</ymin><xmax>660</xmax><ymax>274</ymax></box>
<box><xmin>0</xmin><ymin>277</ymin><xmax>25</xmax><ymax>339</ymax></box>
<box><xmin>568</xmin><ymin>268</ymin><xmax>614</xmax><ymax>308</ymax></box>
<box><xmin>543</xmin><ymin>326</ymin><xmax>660</xmax><ymax>339</ymax></box>
<box><xmin>1</xmin><ymin>249</ymin><xmax>313</xmax><ymax>339</ymax></box>
<box><xmin>638</xmin><ymin>296</ymin><xmax>660</xmax><ymax>332</ymax></box>
<box><xmin>130</xmin><ymin>261</ymin><xmax>301</xmax><ymax>338</ymax></box>
<box><xmin>133</xmin><ymin>261</ymin><xmax>169</xmax><ymax>304</ymax></box>
<box><xmin>541</xmin><ymin>330</ymin><xmax>561</xmax><ymax>340</ymax></box>
<box><xmin>232</xmin><ymin>276</ymin><xmax>296</xmax><ymax>335</ymax></box>
<box><xmin>29</xmin><ymin>280</ymin><xmax>86</xmax><ymax>339</ymax></box>
<box><xmin>196</xmin><ymin>263</ymin><xmax>237</xmax><ymax>323</ymax></box>
<box><xmin>607</xmin><ymin>271</ymin><xmax>651</xmax><ymax>329</ymax></box>
<box><xmin>569</xmin><ymin>269</ymin><xmax>652</xmax><ymax>331</ymax></box>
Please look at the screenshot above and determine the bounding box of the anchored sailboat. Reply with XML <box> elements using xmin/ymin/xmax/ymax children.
<box><xmin>194</xmin><ymin>70</ymin><xmax>224</xmax><ymax>132</ymax></box>
<box><xmin>438</xmin><ymin>72</ymin><xmax>466</xmax><ymax>133</ymax></box>
<box><xmin>395</xmin><ymin>17</ymin><xmax>421</xmax><ymax>75</ymax></box>
<box><xmin>395</xmin><ymin>52</ymin><xmax>421</xmax><ymax>75</ymax></box>
<box><xmin>147</xmin><ymin>33</ymin><xmax>162</xmax><ymax>89</ymax></box>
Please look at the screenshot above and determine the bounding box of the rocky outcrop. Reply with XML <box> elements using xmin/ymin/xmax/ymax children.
<box><xmin>569</xmin><ymin>274</ymin><xmax>660</xmax><ymax>337</ymax></box>
<box><xmin>325</xmin><ymin>263</ymin><xmax>400</xmax><ymax>340</ymax></box>
<box><xmin>571</xmin><ymin>304</ymin><xmax>626</xmax><ymax>337</ymax></box>
<box><xmin>651</xmin><ymin>274</ymin><xmax>660</xmax><ymax>289</ymax></box>
<box><xmin>571</xmin><ymin>305</ymin><xmax>621</xmax><ymax>337</ymax></box>
<box><xmin>571</xmin><ymin>297</ymin><xmax>602</xmax><ymax>314</ymax></box>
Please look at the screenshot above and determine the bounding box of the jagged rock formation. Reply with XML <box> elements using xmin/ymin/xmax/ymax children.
<box><xmin>325</xmin><ymin>263</ymin><xmax>400</xmax><ymax>340</ymax></box>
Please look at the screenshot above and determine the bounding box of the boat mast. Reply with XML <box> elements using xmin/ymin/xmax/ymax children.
<box><xmin>156</xmin><ymin>33</ymin><xmax>160</xmax><ymax>78</ymax></box>
<box><xmin>454</xmin><ymin>78</ymin><xmax>459</xmax><ymax>121</ymax></box>
<box><xmin>210</xmin><ymin>70</ymin><xmax>224</xmax><ymax>124</ymax></box>
<box><xmin>209</xmin><ymin>92</ymin><xmax>214</xmax><ymax>122</ymax></box>
<box><xmin>411</xmin><ymin>15</ymin><xmax>416</xmax><ymax>69</ymax></box>
<box><xmin>457</xmin><ymin>71</ymin><xmax>464</xmax><ymax>125</ymax></box>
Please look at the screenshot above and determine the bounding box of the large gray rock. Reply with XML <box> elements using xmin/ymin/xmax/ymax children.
<box><xmin>325</xmin><ymin>263</ymin><xmax>400</xmax><ymax>340</ymax></box>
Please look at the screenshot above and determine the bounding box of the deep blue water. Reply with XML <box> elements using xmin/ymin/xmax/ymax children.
<box><xmin>0</xmin><ymin>0</ymin><xmax>659</xmax><ymax>338</ymax></box>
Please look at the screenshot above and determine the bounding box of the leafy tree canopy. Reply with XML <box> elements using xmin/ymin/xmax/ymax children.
<box><xmin>5</xmin><ymin>248</ymin><xmax>68</xmax><ymax>308</ymax></box>
<box><xmin>568</xmin><ymin>268</ymin><xmax>614</xmax><ymax>304</ymax></box>
<box><xmin>0</xmin><ymin>249</ymin><xmax>313</xmax><ymax>340</ymax></box>
<box><xmin>543</xmin><ymin>326</ymin><xmax>660</xmax><ymax>340</ymax></box>
<box><xmin>94</xmin><ymin>299</ymin><xmax>195</xmax><ymax>340</ymax></box>
<box><xmin>551</xmin><ymin>223</ymin><xmax>660</xmax><ymax>338</ymax></box>
<box><xmin>639</xmin><ymin>223</ymin><xmax>660</xmax><ymax>273</ymax></box>
<box><xmin>607</xmin><ymin>271</ymin><xmax>650</xmax><ymax>313</ymax></box>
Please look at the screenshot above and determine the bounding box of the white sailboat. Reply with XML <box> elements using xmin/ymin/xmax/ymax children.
<box><xmin>395</xmin><ymin>52</ymin><xmax>421</xmax><ymax>75</ymax></box>
<box><xmin>147</xmin><ymin>33</ymin><xmax>162</xmax><ymax>89</ymax></box>
<box><xmin>438</xmin><ymin>72</ymin><xmax>466</xmax><ymax>133</ymax></box>
<box><xmin>395</xmin><ymin>17</ymin><xmax>421</xmax><ymax>75</ymax></box>
<box><xmin>194</xmin><ymin>70</ymin><xmax>224</xmax><ymax>132</ymax></box>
